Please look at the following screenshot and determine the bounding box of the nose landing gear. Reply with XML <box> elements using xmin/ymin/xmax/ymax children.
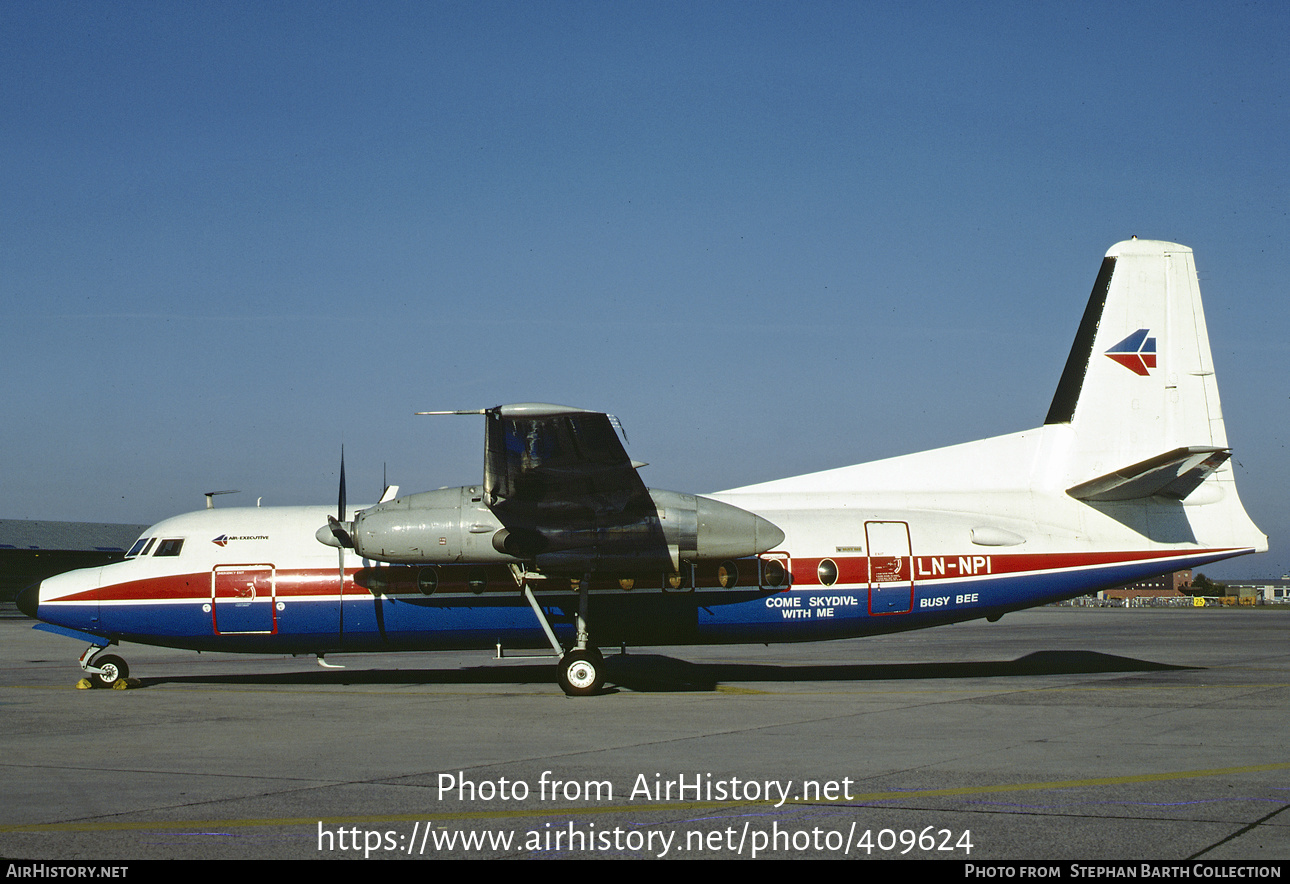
<box><xmin>78</xmin><ymin>645</ymin><xmax>130</xmax><ymax>689</ymax></box>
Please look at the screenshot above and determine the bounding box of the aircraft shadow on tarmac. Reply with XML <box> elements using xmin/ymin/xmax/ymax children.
<box><xmin>135</xmin><ymin>650</ymin><xmax>1197</xmax><ymax>694</ymax></box>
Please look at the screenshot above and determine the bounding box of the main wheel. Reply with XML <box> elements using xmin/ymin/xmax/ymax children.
<box><xmin>89</xmin><ymin>654</ymin><xmax>128</xmax><ymax>689</ymax></box>
<box><xmin>557</xmin><ymin>648</ymin><xmax>604</xmax><ymax>697</ymax></box>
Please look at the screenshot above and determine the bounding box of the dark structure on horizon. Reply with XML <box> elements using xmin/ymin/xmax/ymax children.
<box><xmin>0</xmin><ymin>520</ymin><xmax>148</xmax><ymax>604</ymax></box>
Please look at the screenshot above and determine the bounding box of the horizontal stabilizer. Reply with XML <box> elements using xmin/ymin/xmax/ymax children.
<box><xmin>1067</xmin><ymin>447</ymin><xmax>1230</xmax><ymax>502</ymax></box>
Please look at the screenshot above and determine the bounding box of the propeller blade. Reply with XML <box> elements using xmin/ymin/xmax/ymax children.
<box><xmin>329</xmin><ymin>448</ymin><xmax>350</xmax><ymax>600</ymax></box>
<box><xmin>338</xmin><ymin>446</ymin><xmax>347</xmax><ymax>522</ymax></box>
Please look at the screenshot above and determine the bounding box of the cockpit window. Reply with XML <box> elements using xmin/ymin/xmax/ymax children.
<box><xmin>127</xmin><ymin>538</ymin><xmax>158</xmax><ymax>557</ymax></box>
<box><xmin>153</xmin><ymin>539</ymin><xmax>184</xmax><ymax>557</ymax></box>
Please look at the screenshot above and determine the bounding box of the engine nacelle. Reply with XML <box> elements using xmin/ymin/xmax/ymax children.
<box><xmin>348</xmin><ymin>486</ymin><xmax>505</xmax><ymax>564</ymax></box>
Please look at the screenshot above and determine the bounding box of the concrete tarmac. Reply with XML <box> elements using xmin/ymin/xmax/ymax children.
<box><xmin>1</xmin><ymin>605</ymin><xmax>1287</xmax><ymax>861</ymax></box>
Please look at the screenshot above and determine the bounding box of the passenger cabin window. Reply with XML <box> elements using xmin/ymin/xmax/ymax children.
<box><xmin>153</xmin><ymin>539</ymin><xmax>184</xmax><ymax>557</ymax></box>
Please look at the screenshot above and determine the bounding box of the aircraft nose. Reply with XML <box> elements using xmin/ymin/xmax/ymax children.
<box><xmin>15</xmin><ymin>581</ymin><xmax>39</xmax><ymax>619</ymax></box>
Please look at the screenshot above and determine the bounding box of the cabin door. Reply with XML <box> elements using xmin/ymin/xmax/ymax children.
<box><xmin>866</xmin><ymin>521</ymin><xmax>913</xmax><ymax>615</ymax></box>
<box><xmin>212</xmin><ymin>565</ymin><xmax>277</xmax><ymax>634</ymax></box>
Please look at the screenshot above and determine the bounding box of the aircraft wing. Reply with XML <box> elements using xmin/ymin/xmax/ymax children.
<box><xmin>397</xmin><ymin>403</ymin><xmax>779</xmax><ymax>570</ymax></box>
<box><xmin>482</xmin><ymin>404</ymin><xmax>650</xmax><ymax>517</ymax></box>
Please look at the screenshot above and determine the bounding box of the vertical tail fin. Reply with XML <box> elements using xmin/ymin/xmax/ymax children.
<box><xmin>1047</xmin><ymin>240</ymin><xmax>1226</xmax><ymax>485</ymax></box>
<box><xmin>1045</xmin><ymin>239</ymin><xmax>1265</xmax><ymax>553</ymax></box>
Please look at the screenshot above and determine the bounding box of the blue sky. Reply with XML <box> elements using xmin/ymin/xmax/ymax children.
<box><xmin>2</xmin><ymin>1</ymin><xmax>1286</xmax><ymax>578</ymax></box>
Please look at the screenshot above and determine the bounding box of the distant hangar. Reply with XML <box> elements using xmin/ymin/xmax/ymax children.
<box><xmin>0</xmin><ymin>520</ymin><xmax>148</xmax><ymax>603</ymax></box>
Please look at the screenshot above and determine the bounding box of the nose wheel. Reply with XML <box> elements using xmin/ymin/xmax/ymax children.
<box><xmin>87</xmin><ymin>653</ymin><xmax>129</xmax><ymax>688</ymax></box>
<box><xmin>77</xmin><ymin>645</ymin><xmax>130</xmax><ymax>688</ymax></box>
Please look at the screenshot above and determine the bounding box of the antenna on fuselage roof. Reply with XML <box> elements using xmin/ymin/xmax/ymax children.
<box><xmin>204</xmin><ymin>490</ymin><xmax>239</xmax><ymax>509</ymax></box>
<box><xmin>379</xmin><ymin>463</ymin><xmax>399</xmax><ymax>504</ymax></box>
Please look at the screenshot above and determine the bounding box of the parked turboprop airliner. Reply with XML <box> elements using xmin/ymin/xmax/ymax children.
<box><xmin>18</xmin><ymin>240</ymin><xmax>1267</xmax><ymax>695</ymax></box>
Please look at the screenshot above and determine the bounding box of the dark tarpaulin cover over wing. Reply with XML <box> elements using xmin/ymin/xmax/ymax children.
<box><xmin>484</xmin><ymin>408</ymin><xmax>650</xmax><ymax>516</ymax></box>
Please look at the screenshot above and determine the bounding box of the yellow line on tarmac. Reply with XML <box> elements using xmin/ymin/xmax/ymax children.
<box><xmin>3</xmin><ymin>761</ymin><xmax>1288</xmax><ymax>834</ymax></box>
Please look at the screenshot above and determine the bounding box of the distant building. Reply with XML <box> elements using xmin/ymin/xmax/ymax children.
<box><xmin>1224</xmin><ymin>578</ymin><xmax>1290</xmax><ymax>603</ymax></box>
<box><xmin>1097</xmin><ymin>570</ymin><xmax>1290</xmax><ymax>604</ymax></box>
<box><xmin>1099</xmin><ymin>569</ymin><xmax>1192</xmax><ymax>600</ymax></box>
<box><xmin>0</xmin><ymin>520</ymin><xmax>149</xmax><ymax>603</ymax></box>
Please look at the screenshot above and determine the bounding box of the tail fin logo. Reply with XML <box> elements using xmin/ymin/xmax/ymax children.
<box><xmin>1105</xmin><ymin>329</ymin><xmax>1157</xmax><ymax>376</ymax></box>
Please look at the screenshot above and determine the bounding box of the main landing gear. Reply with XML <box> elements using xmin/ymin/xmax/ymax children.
<box><xmin>522</xmin><ymin>575</ymin><xmax>606</xmax><ymax>697</ymax></box>
<box><xmin>79</xmin><ymin>645</ymin><xmax>130</xmax><ymax>689</ymax></box>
